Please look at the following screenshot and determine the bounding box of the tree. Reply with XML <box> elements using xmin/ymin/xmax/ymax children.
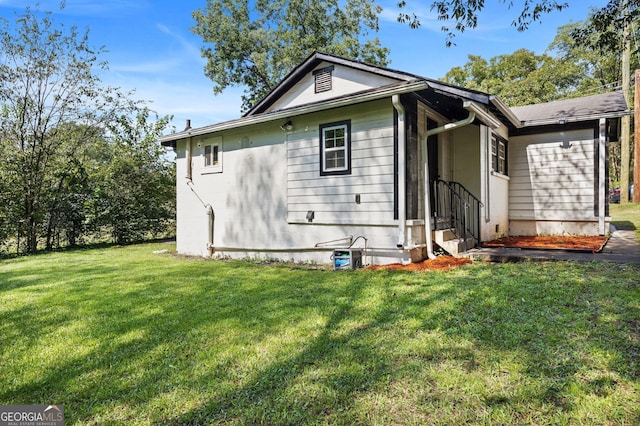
<box><xmin>570</xmin><ymin>0</ymin><xmax>639</xmax><ymax>202</ymax></box>
<box><xmin>0</xmin><ymin>7</ymin><xmax>141</xmax><ymax>253</ymax></box>
<box><xmin>0</xmin><ymin>6</ymin><xmax>174</xmax><ymax>254</ymax></box>
<box><xmin>398</xmin><ymin>0</ymin><xmax>568</xmax><ymax>46</ymax></box>
<box><xmin>442</xmin><ymin>49</ymin><xmax>580</xmax><ymax>106</ymax></box>
<box><xmin>191</xmin><ymin>0</ymin><xmax>390</xmax><ymax>112</ymax></box>
<box><xmin>89</xmin><ymin>110</ymin><xmax>175</xmax><ymax>245</ymax></box>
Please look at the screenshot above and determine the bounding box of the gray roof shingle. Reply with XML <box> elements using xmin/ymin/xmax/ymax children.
<box><xmin>511</xmin><ymin>91</ymin><xmax>630</xmax><ymax>125</ymax></box>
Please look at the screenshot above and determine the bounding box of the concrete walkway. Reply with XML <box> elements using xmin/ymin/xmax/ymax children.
<box><xmin>466</xmin><ymin>225</ymin><xmax>640</xmax><ymax>264</ymax></box>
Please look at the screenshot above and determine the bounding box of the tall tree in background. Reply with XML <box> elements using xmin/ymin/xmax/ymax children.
<box><xmin>191</xmin><ymin>0</ymin><xmax>390</xmax><ymax>112</ymax></box>
<box><xmin>572</xmin><ymin>0</ymin><xmax>639</xmax><ymax>203</ymax></box>
<box><xmin>398</xmin><ymin>0</ymin><xmax>568</xmax><ymax>46</ymax></box>
<box><xmin>442</xmin><ymin>49</ymin><xmax>580</xmax><ymax>106</ymax></box>
<box><xmin>0</xmin><ymin>6</ymin><xmax>175</xmax><ymax>254</ymax></box>
<box><xmin>89</xmin><ymin>110</ymin><xmax>175</xmax><ymax>245</ymax></box>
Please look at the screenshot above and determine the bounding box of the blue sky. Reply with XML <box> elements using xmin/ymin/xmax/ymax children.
<box><xmin>0</xmin><ymin>0</ymin><xmax>608</xmax><ymax>132</ymax></box>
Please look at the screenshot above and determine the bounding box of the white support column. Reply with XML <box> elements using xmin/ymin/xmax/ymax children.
<box><xmin>598</xmin><ymin>118</ymin><xmax>607</xmax><ymax>235</ymax></box>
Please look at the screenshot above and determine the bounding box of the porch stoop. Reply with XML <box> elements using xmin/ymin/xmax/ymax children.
<box><xmin>433</xmin><ymin>228</ymin><xmax>477</xmax><ymax>256</ymax></box>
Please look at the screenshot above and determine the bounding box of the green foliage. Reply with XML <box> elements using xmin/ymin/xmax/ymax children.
<box><xmin>90</xmin><ymin>110</ymin><xmax>176</xmax><ymax>245</ymax></box>
<box><xmin>398</xmin><ymin>0</ymin><xmax>568</xmax><ymax>46</ymax></box>
<box><xmin>0</xmin><ymin>6</ymin><xmax>175</xmax><ymax>254</ymax></box>
<box><xmin>571</xmin><ymin>0</ymin><xmax>640</xmax><ymax>58</ymax></box>
<box><xmin>191</xmin><ymin>0</ymin><xmax>390</xmax><ymax>112</ymax></box>
<box><xmin>1</xmin><ymin>243</ymin><xmax>639</xmax><ymax>424</ymax></box>
<box><xmin>443</xmin><ymin>49</ymin><xmax>581</xmax><ymax>106</ymax></box>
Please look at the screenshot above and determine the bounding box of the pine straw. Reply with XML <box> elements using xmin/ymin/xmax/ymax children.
<box><xmin>367</xmin><ymin>255</ymin><xmax>472</xmax><ymax>272</ymax></box>
<box><xmin>482</xmin><ymin>235</ymin><xmax>609</xmax><ymax>252</ymax></box>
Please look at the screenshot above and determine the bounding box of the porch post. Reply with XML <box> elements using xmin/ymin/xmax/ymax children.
<box><xmin>598</xmin><ymin>118</ymin><xmax>607</xmax><ymax>235</ymax></box>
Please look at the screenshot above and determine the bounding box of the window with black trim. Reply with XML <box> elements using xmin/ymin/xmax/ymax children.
<box><xmin>491</xmin><ymin>134</ymin><xmax>508</xmax><ymax>175</ymax></box>
<box><xmin>320</xmin><ymin>120</ymin><xmax>351</xmax><ymax>176</ymax></box>
<box><xmin>313</xmin><ymin>66</ymin><xmax>334</xmax><ymax>93</ymax></box>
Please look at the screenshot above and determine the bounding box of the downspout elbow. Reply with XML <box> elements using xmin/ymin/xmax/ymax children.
<box><xmin>206</xmin><ymin>204</ymin><xmax>215</xmax><ymax>257</ymax></box>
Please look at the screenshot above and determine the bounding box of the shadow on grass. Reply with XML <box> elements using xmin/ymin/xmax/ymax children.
<box><xmin>1</xmin><ymin>251</ymin><xmax>639</xmax><ymax>424</ymax></box>
<box><xmin>611</xmin><ymin>220</ymin><xmax>637</xmax><ymax>231</ymax></box>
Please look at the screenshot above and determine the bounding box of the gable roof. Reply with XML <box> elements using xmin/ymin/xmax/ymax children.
<box><xmin>511</xmin><ymin>91</ymin><xmax>630</xmax><ymax>127</ymax></box>
<box><xmin>244</xmin><ymin>51</ymin><xmax>501</xmax><ymax>118</ymax></box>
<box><xmin>244</xmin><ymin>51</ymin><xmax>421</xmax><ymax>116</ymax></box>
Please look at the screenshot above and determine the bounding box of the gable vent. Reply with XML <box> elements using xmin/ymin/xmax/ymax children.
<box><xmin>313</xmin><ymin>66</ymin><xmax>334</xmax><ymax>93</ymax></box>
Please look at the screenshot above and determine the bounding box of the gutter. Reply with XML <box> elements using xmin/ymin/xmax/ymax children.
<box><xmin>160</xmin><ymin>81</ymin><xmax>430</xmax><ymax>144</ymax></box>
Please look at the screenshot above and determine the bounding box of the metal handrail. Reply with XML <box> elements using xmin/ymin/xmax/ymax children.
<box><xmin>432</xmin><ymin>179</ymin><xmax>483</xmax><ymax>251</ymax></box>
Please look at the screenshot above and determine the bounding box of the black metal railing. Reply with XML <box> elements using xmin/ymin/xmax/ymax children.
<box><xmin>432</xmin><ymin>180</ymin><xmax>483</xmax><ymax>251</ymax></box>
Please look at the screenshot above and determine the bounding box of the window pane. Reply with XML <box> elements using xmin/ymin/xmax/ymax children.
<box><xmin>335</xmin><ymin>136</ymin><xmax>345</xmax><ymax>147</ymax></box>
<box><xmin>326</xmin><ymin>151</ymin><xmax>345</xmax><ymax>169</ymax></box>
<box><xmin>205</xmin><ymin>145</ymin><xmax>212</xmax><ymax>167</ymax></box>
<box><xmin>213</xmin><ymin>145</ymin><xmax>219</xmax><ymax>165</ymax></box>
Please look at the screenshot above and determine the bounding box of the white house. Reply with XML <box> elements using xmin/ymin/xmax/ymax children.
<box><xmin>160</xmin><ymin>52</ymin><xmax>629</xmax><ymax>265</ymax></box>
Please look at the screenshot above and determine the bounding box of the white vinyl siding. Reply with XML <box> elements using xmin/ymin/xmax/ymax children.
<box><xmin>287</xmin><ymin>100</ymin><xmax>395</xmax><ymax>224</ymax></box>
<box><xmin>509</xmin><ymin>129</ymin><xmax>596</xmax><ymax>221</ymax></box>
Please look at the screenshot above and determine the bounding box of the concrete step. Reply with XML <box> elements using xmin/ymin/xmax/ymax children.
<box><xmin>432</xmin><ymin>228</ymin><xmax>476</xmax><ymax>256</ymax></box>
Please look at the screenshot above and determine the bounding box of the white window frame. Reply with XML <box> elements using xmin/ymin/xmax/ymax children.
<box><xmin>491</xmin><ymin>134</ymin><xmax>507</xmax><ymax>176</ymax></box>
<box><xmin>320</xmin><ymin>120</ymin><xmax>351</xmax><ymax>176</ymax></box>
<box><xmin>202</xmin><ymin>136</ymin><xmax>223</xmax><ymax>174</ymax></box>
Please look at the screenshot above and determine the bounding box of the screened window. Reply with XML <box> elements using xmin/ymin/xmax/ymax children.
<box><xmin>491</xmin><ymin>134</ymin><xmax>508</xmax><ymax>175</ymax></box>
<box><xmin>320</xmin><ymin>120</ymin><xmax>351</xmax><ymax>176</ymax></box>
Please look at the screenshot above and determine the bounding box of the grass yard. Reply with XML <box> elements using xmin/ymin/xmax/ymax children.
<box><xmin>610</xmin><ymin>203</ymin><xmax>640</xmax><ymax>240</ymax></box>
<box><xmin>1</xmin><ymin>243</ymin><xmax>639</xmax><ymax>425</ymax></box>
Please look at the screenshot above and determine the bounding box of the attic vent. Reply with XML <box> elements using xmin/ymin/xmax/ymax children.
<box><xmin>313</xmin><ymin>65</ymin><xmax>334</xmax><ymax>93</ymax></box>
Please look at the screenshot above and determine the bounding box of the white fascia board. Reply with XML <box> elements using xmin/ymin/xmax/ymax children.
<box><xmin>463</xmin><ymin>101</ymin><xmax>502</xmax><ymax>129</ymax></box>
<box><xmin>489</xmin><ymin>96</ymin><xmax>522</xmax><ymax>128</ymax></box>
<box><xmin>159</xmin><ymin>80</ymin><xmax>429</xmax><ymax>143</ymax></box>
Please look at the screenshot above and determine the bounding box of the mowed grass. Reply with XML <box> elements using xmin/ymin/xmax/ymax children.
<box><xmin>610</xmin><ymin>203</ymin><xmax>640</xmax><ymax>239</ymax></box>
<box><xmin>1</xmin><ymin>244</ymin><xmax>639</xmax><ymax>425</ymax></box>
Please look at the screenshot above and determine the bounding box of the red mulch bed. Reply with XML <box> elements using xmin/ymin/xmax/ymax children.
<box><xmin>482</xmin><ymin>235</ymin><xmax>609</xmax><ymax>252</ymax></box>
<box><xmin>367</xmin><ymin>255</ymin><xmax>472</xmax><ymax>272</ymax></box>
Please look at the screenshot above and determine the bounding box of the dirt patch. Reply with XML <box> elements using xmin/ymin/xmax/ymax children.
<box><xmin>482</xmin><ymin>235</ymin><xmax>609</xmax><ymax>252</ymax></box>
<box><xmin>367</xmin><ymin>255</ymin><xmax>472</xmax><ymax>272</ymax></box>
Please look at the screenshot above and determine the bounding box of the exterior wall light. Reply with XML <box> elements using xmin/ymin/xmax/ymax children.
<box><xmin>280</xmin><ymin>120</ymin><xmax>293</xmax><ymax>131</ymax></box>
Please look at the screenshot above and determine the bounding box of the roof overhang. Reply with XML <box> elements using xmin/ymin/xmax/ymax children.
<box><xmin>160</xmin><ymin>80</ymin><xmax>430</xmax><ymax>145</ymax></box>
<box><xmin>518</xmin><ymin>110</ymin><xmax>633</xmax><ymax>127</ymax></box>
<box><xmin>489</xmin><ymin>96</ymin><xmax>522</xmax><ymax>129</ymax></box>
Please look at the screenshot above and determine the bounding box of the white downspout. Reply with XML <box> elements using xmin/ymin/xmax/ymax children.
<box><xmin>206</xmin><ymin>204</ymin><xmax>215</xmax><ymax>256</ymax></box>
<box><xmin>392</xmin><ymin>95</ymin><xmax>407</xmax><ymax>249</ymax></box>
<box><xmin>422</xmin><ymin>107</ymin><xmax>477</xmax><ymax>259</ymax></box>
<box><xmin>183</xmin><ymin>119</ymin><xmax>216</xmax><ymax>256</ymax></box>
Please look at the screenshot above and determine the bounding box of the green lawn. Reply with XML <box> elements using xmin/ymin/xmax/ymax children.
<box><xmin>610</xmin><ymin>203</ymin><xmax>640</xmax><ymax>240</ymax></box>
<box><xmin>1</xmin><ymin>243</ymin><xmax>639</xmax><ymax>425</ymax></box>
